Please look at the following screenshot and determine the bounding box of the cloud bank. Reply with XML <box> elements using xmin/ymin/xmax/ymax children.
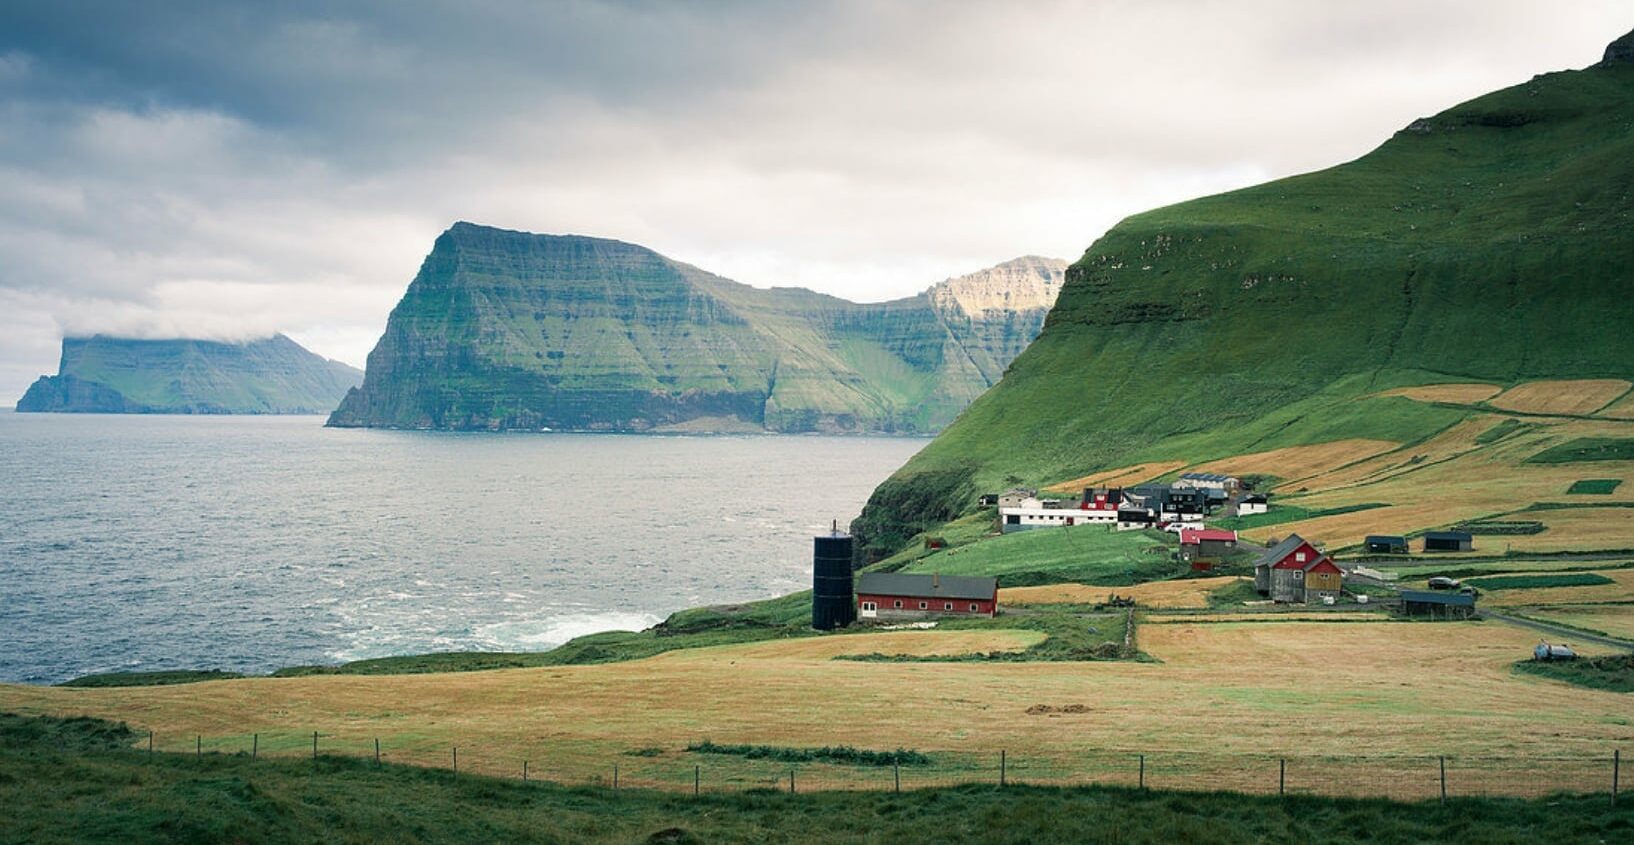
<box><xmin>0</xmin><ymin>1</ymin><xmax>1627</xmax><ymax>398</ymax></box>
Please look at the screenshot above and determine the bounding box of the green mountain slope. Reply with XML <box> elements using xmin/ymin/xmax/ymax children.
<box><xmin>853</xmin><ymin>30</ymin><xmax>1634</xmax><ymax>557</ymax></box>
<box><xmin>15</xmin><ymin>334</ymin><xmax>362</xmax><ymax>415</ymax></box>
<box><xmin>328</xmin><ymin>223</ymin><xmax>1064</xmax><ymax>433</ymax></box>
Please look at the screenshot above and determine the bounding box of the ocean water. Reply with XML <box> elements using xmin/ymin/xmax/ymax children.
<box><xmin>0</xmin><ymin>412</ymin><xmax>923</xmax><ymax>684</ymax></box>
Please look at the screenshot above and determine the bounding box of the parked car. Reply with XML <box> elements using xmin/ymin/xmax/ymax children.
<box><xmin>1427</xmin><ymin>576</ymin><xmax>1461</xmax><ymax>590</ymax></box>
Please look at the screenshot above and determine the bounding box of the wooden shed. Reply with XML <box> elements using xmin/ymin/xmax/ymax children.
<box><xmin>1400</xmin><ymin>589</ymin><xmax>1476</xmax><ymax>619</ymax></box>
<box><xmin>1364</xmin><ymin>535</ymin><xmax>1409</xmax><ymax>555</ymax></box>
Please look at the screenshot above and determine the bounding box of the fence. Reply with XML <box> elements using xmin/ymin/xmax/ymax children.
<box><xmin>140</xmin><ymin>730</ymin><xmax>1623</xmax><ymax>804</ymax></box>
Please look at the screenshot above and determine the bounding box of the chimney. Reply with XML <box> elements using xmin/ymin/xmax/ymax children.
<box><xmin>933</xmin><ymin>572</ymin><xmax>940</xmax><ymax>589</ymax></box>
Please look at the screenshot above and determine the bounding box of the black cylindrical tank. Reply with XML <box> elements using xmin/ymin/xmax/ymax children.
<box><xmin>812</xmin><ymin>531</ymin><xmax>855</xmax><ymax>630</ymax></box>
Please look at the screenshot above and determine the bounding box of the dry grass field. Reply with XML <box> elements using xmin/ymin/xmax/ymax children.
<box><xmin>2</xmin><ymin>618</ymin><xmax>1628</xmax><ymax>799</ymax></box>
<box><xmin>1189</xmin><ymin>439</ymin><xmax>1398</xmax><ymax>486</ymax></box>
<box><xmin>1474</xmin><ymin>569</ymin><xmax>1634</xmax><ymax>608</ymax></box>
<box><xmin>1597</xmin><ymin>389</ymin><xmax>1634</xmax><ymax>420</ymax></box>
<box><xmin>1523</xmin><ymin>605</ymin><xmax>1634</xmax><ymax>640</ymax></box>
<box><xmin>1493</xmin><ymin>508</ymin><xmax>1634</xmax><ymax>553</ymax></box>
<box><xmin>1379</xmin><ymin>383</ymin><xmax>1502</xmax><ymax>404</ymax></box>
<box><xmin>1489</xmin><ymin>379</ymin><xmax>1632</xmax><ymax>416</ymax></box>
<box><xmin>1000</xmin><ymin>577</ymin><xmax>1239</xmax><ymax>609</ymax></box>
<box><xmin>1042</xmin><ymin>461</ymin><xmax>1186</xmax><ymax>494</ymax></box>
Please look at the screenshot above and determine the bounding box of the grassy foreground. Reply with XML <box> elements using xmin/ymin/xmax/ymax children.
<box><xmin>4</xmin><ymin>714</ymin><xmax>1630</xmax><ymax>845</ymax></box>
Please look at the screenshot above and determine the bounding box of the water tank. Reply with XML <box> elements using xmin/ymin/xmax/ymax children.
<box><xmin>812</xmin><ymin>529</ymin><xmax>855</xmax><ymax>631</ymax></box>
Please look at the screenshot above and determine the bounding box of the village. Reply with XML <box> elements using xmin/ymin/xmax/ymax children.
<box><xmin>808</xmin><ymin>470</ymin><xmax>1608</xmax><ymax>664</ymax></box>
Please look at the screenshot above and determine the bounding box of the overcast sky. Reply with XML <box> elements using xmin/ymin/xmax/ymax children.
<box><xmin>0</xmin><ymin>1</ymin><xmax>1627</xmax><ymax>398</ymax></box>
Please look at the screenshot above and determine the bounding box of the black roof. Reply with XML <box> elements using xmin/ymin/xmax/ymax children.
<box><xmin>1425</xmin><ymin>531</ymin><xmax>1473</xmax><ymax>542</ymax></box>
<box><xmin>855</xmin><ymin>572</ymin><xmax>998</xmax><ymax>601</ymax></box>
<box><xmin>1400</xmin><ymin>590</ymin><xmax>1476</xmax><ymax>606</ymax></box>
<box><xmin>1243</xmin><ymin>493</ymin><xmax>1268</xmax><ymax>503</ymax></box>
<box><xmin>1365</xmin><ymin>535</ymin><xmax>1407</xmax><ymax>544</ymax></box>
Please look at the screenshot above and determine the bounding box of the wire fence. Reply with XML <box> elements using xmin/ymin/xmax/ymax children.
<box><xmin>141</xmin><ymin>730</ymin><xmax>1625</xmax><ymax>803</ymax></box>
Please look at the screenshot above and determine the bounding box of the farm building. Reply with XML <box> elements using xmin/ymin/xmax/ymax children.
<box><xmin>1116</xmin><ymin>508</ymin><xmax>1157</xmax><ymax>531</ymax></box>
<box><xmin>1175</xmin><ymin>472</ymin><xmax>1240</xmax><ymax>493</ymax></box>
<box><xmin>1080</xmin><ymin>487</ymin><xmax>1124</xmax><ymax>512</ymax></box>
<box><xmin>1000</xmin><ymin>496</ymin><xmax>1117</xmax><ymax>532</ymax></box>
<box><xmin>1364</xmin><ymin>535</ymin><xmax>1409</xmax><ymax>555</ymax></box>
<box><xmin>998</xmin><ymin>488</ymin><xmax>1037</xmax><ymax>509</ymax></box>
<box><xmin>1422</xmin><ymin>531</ymin><xmax>1474</xmax><ymax>553</ymax></box>
<box><xmin>1179</xmin><ymin>528</ymin><xmax>1238</xmax><ymax>564</ymax></box>
<box><xmin>1237</xmin><ymin>493</ymin><xmax>1269</xmax><ymax>516</ymax></box>
<box><xmin>978</xmin><ymin>493</ymin><xmax>999</xmax><ymax>507</ymax></box>
<box><xmin>1254</xmin><ymin>534</ymin><xmax>1342</xmax><ymax>603</ymax></box>
<box><xmin>855</xmin><ymin>572</ymin><xmax>997</xmax><ymax>621</ymax></box>
<box><xmin>1127</xmin><ymin>485</ymin><xmax>1206</xmax><ymax>522</ymax></box>
<box><xmin>1400</xmin><ymin>589</ymin><xmax>1476</xmax><ymax>619</ymax></box>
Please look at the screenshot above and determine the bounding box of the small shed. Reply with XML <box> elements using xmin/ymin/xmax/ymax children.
<box><xmin>1423</xmin><ymin>531</ymin><xmax>1474</xmax><ymax>553</ymax></box>
<box><xmin>1237</xmin><ymin>494</ymin><xmax>1269</xmax><ymax>516</ymax></box>
<box><xmin>1179</xmin><ymin>528</ymin><xmax>1238</xmax><ymax>562</ymax></box>
<box><xmin>1364</xmin><ymin>535</ymin><xmax>1409</xmax><ymax>555</ymax></box>
<box><xmin>1400</xmin><ymin>589</ymin><xmax>1476</xmax><ymax>619</ymax></box>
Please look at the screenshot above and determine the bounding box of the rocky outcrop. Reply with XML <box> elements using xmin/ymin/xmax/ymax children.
<box><xmin>328</xmin><ymin>223</ymin><xmax>1064</xmax><ymax>433</ymax></box>
<box><xmin>1602</xmin><ymin>27</ymin><xmax>1634</xmax><ymax>66</ymax></box>
<box><xmin>17</xmin><ymin>335</ymin><xmax>362</xmax><ymax>414</ymax></box>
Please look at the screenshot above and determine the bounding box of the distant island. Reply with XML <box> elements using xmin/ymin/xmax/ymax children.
<box><xmin>16</xmin><ymin>334</ymin><xmax>362</xmax><ymax>415</ymax></box>
<box><xmin>328</xmin><ymin>222</ymin><xmax>1065</xmax><ymax>434</ymax></box>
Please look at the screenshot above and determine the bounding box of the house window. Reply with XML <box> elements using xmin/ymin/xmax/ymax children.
<box><xmin>970</xmin><ymin>603</ymin><xmax>979</xmax><ymax>612</ymax></box>
<box><xmin>861</xmin><ymin>601</ymin><xmax>876</xmax><ymax>611</ymax></box>
<box><xmin>918</xmin><ymin>601</ymin><xmax>928</xmax><ymax>610</ymax></box>
<box><xmin>944</xmin><ymin>602</ymin><xmax>953</xmax><ymax>611</ymax></box>
<box><xmin>1295</xmin><ymin>552</ymin><xmax>1307</xmax><ymax>562</ymax></box>
<box><xmin>893</xmin><ymin>600</ymin><xmax>903</xmax><ymax>609</ymax></box>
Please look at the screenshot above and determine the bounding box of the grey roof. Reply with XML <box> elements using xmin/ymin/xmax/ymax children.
<box><xmin>1254</xmin><ymin>534</ymin><xmax>1309</xmax><ymax>569</ymax></box>
<box><xmin>1180</xmin><ymin>472</ymin><xmax>1237</xmax><ymax>482</ymax></box>
<box><xmin>1365</xmin><ymin>535</ymin><xmax>1407</xmax><ymax>544</ymax></box>
<box><xmin>1425</xmin><ymin>531</ymin><xmax>1473</xmax><ymax>541</ymax></box>
<box><xmin>1400</xmin><ymin>590</ymin><xmax>1476</xmax><ymax>606</ymax></box>
<box><xmin>855</xmin><ymin>572</ymin><xmax>997</xmax><ymax>601</ymax></box>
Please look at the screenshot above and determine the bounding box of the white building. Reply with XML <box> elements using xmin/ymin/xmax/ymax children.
<box><xmin>1000</xmin><ymin>502</ymin><xmax>1118</xmax><ymax>533</ymax></box>
<box><xmin>1238</xmin><ymin>494</ymin><xmax>1269</xmax><ymax>516</ymax></box>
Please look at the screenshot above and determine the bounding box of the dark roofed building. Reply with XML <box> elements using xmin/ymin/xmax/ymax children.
<box><xmin>1400</xmin><ymin>589</ymin><xmax>1476</xmax><ymax>619</ymax></box>
<box><xmin>1364</xmin><ymin>535</ymin><xmax>1409</xmax><ymax>555</ymax></box>
<box><xmin>1423</xmin><ymin>531</ymin><xmax>1474</xmax><ymax>553</ymax></box>
<box><xmin>855</xmin><ymin>572</ymin><xmax>998</xmax><ymax>620</ymax></box>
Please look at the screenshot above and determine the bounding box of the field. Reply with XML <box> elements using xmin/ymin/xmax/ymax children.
<box><xmin>897</xmin><ymin>526</ymin><xmax>1175</xmax><ymax>586</ymax></box>
<box><xmin>7</xmin><ymin>715</ymin><xmax>1633</xmax><ymax>845</ymax></box>
<box><xmin>4</xmin><ymin>616</ymin><xmax>1630</xmax><ymax>801</ymax></box>
<box><xmin>1521</xmin><ymin>606</ymin><xmax>1634</xmax><ymax>640</ymax></box>
<box><xmin>999</xmin><ymin>577</ymin><xmax>1241</xmax><ymax>609</ymax></box>
<box><xmin>1189</xmin><ymin>439</ymin><xmax>1400</xmax><ymax>487</ymax></box>
<box><xmin>1042</xmin><ymin>461</ymin><xmax>1186</xmax><ymax>494</ymax></box>
<box><xmin>1380</xmin><ymin>383</ymin><xmax>1502</xmax><ymax>404</ymax></box>
<box><xmin>1471</xmin><ymin>569</ymin><xmax>1634</xmax><ymax>608</ymax></box>
<box><xmin>1489</xmin><ymin>380</ymin><xmax>1632</xmax><ymax>416</ymax></box>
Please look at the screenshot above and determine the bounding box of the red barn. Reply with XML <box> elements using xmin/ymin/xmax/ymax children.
<box><xmin>1254</xmin><ymin>533</ymin><xmax>1342</xmax><ymax>603</ymax></box>
<box><xmin>1179</xmin><ymin>528</ymin><xmax>1238</xmax><ymax>568</ymax></box>
<box><xmin>855</xmin><ymin>572</ymin><xmax>997</xmax><ymax>621</ymax></box>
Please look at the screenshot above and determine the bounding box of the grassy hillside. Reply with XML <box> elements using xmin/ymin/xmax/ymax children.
<box><xmin>854</xmin><ymin>35</ymin><xmax>1634</xmax><ymax>557</ymax></box>
<box><xmin>6</xmin><ymin>715</ymin><xmax>1628</xmax><ymax>845</ymax></box>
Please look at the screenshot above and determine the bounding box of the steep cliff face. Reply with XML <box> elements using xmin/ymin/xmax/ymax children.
<box><xmin>852</xmin><ymin>29</ymin><xmax>1634</xmax><ymax>556</ymax></box>
<box><xmin>16</xmin><ymin>335</ymin><xmax>362</xmax><ymax>414</ymax></box>
<box><xmin>328</xmin><ymin>223</ymin><xmax>1063</xmax><ymax>433</ymax></box>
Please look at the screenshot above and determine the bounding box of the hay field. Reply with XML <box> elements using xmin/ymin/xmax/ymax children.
<box><xmin>2</xmin><ymin>618</ymin><xmax>1629</xmax><ymax>796</ymax></box>
<box><xmin>1489</xmin><ymin>379</ymin><xmax>1632</xmax><ymax>416</ymax></box>
<box><xmin>1491</xmin><ymin>507</ymin><xmax>1634</xmax><ymax>554</ymax></box>
<box><xmin>1380</xmin><ymin>383</ymin><xmax>1502</xmax><ymax>404</ymax></box>
<box><xmin>1522</xmin><ymin>605</ymin><xmax>1634</xmax><ymax>640</ymax></box>
<box><xmin>1043</xmin><ymin>461</ymin><xmax>1186</xmax><ymax>493</ymax></box>
<box><xmin>1476</xmin><ymin>569</ymin><xmax>1634</xmax><ymax>608</ymax></box>
<box><xmin>1190</xmin><ymin>439</ymin><xmax>1399</xmax><ymax>487</ymax></box>
<box><xmin>1597</xmin><ymin>390</ymin><xmax>1634</xmax><ymax>420</ymax></box>
<box><xmin>1000</xmin><ymin>577</ymin><xmax>1239</xmax><ymax>609</ymax></box>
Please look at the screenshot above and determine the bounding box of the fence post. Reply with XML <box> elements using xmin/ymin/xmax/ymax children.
<box><xmin>614</xmin><ymin>763</ymin><xmax>619</xmax><ymax>791</ymax></box>
<box><xmin>312</xmin><ymin>731</ymin><xmax>318</xmax><ymax>762</ymax></box>
<box><xmin>1439</xmin><ymin>756</ymin><xmax>1447</xmax><ymax>804</ymax></box>
<box><xmin>148</xmin><ymin>730</ymin><xmax>154</xmax><ymax>756</ymax></box>
<box><xmin>1139</xmin><ymin>754</ymin><xmax>1145</xmax><ymax>790</ymax></box>
<box><xmin>374</xmin><ymin>738</ymin><xmax>380</xmax><ymax>767</ymax></box>
<box><xmin>1000</xmin><ymin>750</ymin><xmax>1007</xmax><ymax>787</ymax></box>
<box><xmin>252</xmin><ymin>733</ymin><xmax>258</xmax><ymax>760</ymax></box>
<box><xmin>790</xmin><ymin>767</ymin><xmax>796</xmax><ymax>794</ymax></box>
<box><xmin>694</xmin><ymin>764</ymin><xmax>700</xmax><ymax>797</ymax></box>
<box><xmin>196</xmin><ymin>735</ymin><xmax>201</xmax><ymax>758</ymax></box>
<box><xmin>894</xmin><ymin>761</ymin><xmax>900</xmax><ymax>794</ymax></box>
<box><xmin>1614</xmin><ymin>749</ymin><xmax>1620</xmax><ymax>808</ymax></box>
<box><xmin>1279</xmin><ymin>758</ymin><xmax>1285</xmax><ymax>796</ymax></box>
<box><xmin>453</xmin><ymin>747</ymin><xmax>458</xmax><ymax>776</ymax></box>
<box><xmin>523</xmin><ymin>760</ymin><xmax>528</xmax><ymax>782</ymax></box>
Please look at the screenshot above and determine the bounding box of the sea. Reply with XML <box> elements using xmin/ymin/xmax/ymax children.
<box><xmin>0</xmin><ymin>412</ymin><xmax>924</xmax><ymax>684</ymax></box>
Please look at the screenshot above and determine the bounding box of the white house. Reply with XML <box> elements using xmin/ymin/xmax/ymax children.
<box><xmin>1000</xmin><ymin>501</ymin><xmax>1118</xmax><ymax>533</ymax></box>
<box><xmin>1238</xmin><ymin>493</ymin><xmax>1269</xmax><ymax>516</ymax></box>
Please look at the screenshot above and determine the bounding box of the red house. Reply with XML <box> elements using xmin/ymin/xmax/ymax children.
<box><xmin>1080</xmin><ymin>487</ymin><xmax>1123</xmax><ymax>512</ymax></box>
<box><xmin>855</xmin><ymin>572</ymin><xmax>997</xmax><ymax>621</ymax></box>
<box><xmin>1254</xmin><ymin>534</ymin><xmax>1343</xmax><ymax>603</ymax></box>
<box><xmin>1179</xmin><ymin>527</ymin><xmax>1238</xmax><ymax>569</ymax></box>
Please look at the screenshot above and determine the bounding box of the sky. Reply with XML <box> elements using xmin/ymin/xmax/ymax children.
<box><xmin>0</xmin><ymin>1</ymin><xmax>1628</xmax><ymax>398</ymax></box>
